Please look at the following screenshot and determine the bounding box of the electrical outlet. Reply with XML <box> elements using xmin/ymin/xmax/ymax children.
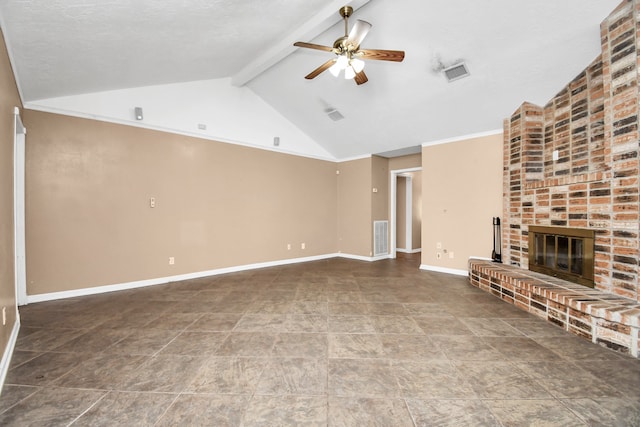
<box><xmin>150</xmin><ymin>197</ymin><xmax>156</xmax><ymax>208</ymax></box>
<box><xmin>301</xmin><ymin>243</ymin><xmax>306</xmax><ymax>250</ymax></box>
<box><xmin>287</xmin><ymin>243</ymin><xmax>291</xmax><ymax>250</ymax></box>
<box><xmin>169</xmin><ymin>257</ymin><xmax>175</xmax><ymax>265</ymax></box>
<box><xmin>2</xmin><ymin>307</ymin><xmax>6</xmax><ymax>326</ymax></box>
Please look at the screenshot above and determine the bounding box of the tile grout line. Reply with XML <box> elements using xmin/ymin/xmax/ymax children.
<box><xmin>66</xmin><ymin>389</ymin><xmax>109</xmax><ymax>426</ymax></box>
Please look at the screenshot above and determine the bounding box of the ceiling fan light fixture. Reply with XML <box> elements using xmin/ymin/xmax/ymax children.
<box><xmin>335</xmin><ymin>55</ymin><xmax>349</xmax><ymax>70</ymax></box>
<box><xmin>344</xmin><ymin>66</ymin><xmax>356</xmax><ymax>80</ymax></box>
<box><xmin>351</xmin><ymin>58</ymin><xmax>365</xmax><ymax>73</ymax></box>
<box><xmin>329</xmin><ymin>62</ymin><xmax>341</xmax><ymax>77</ymax></box>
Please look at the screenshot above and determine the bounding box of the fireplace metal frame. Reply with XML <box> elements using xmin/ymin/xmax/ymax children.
<box><xmin>528</xmin><ymin>226</ymin><xmax>595</xmax><ymax>288</ymax></box>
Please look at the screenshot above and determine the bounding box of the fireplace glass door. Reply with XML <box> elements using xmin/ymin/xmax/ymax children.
<box><xmin>528</xmin><ymin>226</ymin><xmax>595</xmax><ymax>287</ymax></box>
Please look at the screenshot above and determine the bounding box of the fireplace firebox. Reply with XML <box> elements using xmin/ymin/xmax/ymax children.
<box><xmin>528</xmin><ymin>226</ymin><xmax>595</xmax><ymax>288</ymax></box>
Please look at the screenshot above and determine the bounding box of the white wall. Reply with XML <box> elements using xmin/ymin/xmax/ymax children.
<box><xmin>25</xmin><ymin>78</ymin><xmax>334</xmax><ymax>160</ymax></box>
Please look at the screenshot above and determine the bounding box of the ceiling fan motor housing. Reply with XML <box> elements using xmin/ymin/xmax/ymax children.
<box><xmin>339</xmin><ymin>6</ymin><xmax>353</xmax><ymax>19</ymax></box>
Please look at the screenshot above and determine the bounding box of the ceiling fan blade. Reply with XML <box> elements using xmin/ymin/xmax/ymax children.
<box><xmin>354</xmin><ymin>70</ymin><xmax>368</xmax><ymax>85</ymax></box>
<box><xmin>357</xmin><ymin>49</ymin><xmax>405</xmax><ymax>62</ymax></box>
<box><xmin>347</xmin><ymin>20</ymin><xmax>372</xmax><ymax>49</ymax></box>
<box><xmin>305</xmin><ymin>58</ymin><xmax>337</xmax><ymax>79</ymax></box>
<box><xmin>293</xmin><ymin>41</ymin><xmax>334</xmax><ymax>53</ymax></box>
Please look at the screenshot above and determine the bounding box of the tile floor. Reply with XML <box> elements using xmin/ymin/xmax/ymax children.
<box><xmin>1</xmin><ymin>254</ymin><xmax>639</xmax><ymax>426</ymax></box>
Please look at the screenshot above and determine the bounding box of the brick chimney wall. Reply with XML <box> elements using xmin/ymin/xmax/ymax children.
<box><xmin>503</xmin><ymin>0</ymin><xmax>639</xmax><ymax>302</ymax></box>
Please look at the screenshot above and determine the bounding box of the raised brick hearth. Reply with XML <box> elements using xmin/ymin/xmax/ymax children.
<box><xmin>469</xmin><ymin>259</ymin><xmax>640</xmax><ymax>358</ymax></box>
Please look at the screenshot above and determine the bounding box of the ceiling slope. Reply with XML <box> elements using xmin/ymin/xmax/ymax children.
<box><xmin>0</xmin><ymin>0</ymin><xmax>622</xmax><ymax>159</ymax></box>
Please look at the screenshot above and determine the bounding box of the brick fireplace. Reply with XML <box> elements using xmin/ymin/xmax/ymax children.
<box><xmin>470</xmin><ymin>0</ymin><xmax>640</xmax><ymax>358</ymax></box>
<box><xmin>503</xmin><ymin>0</ymin><xmax>639</xmax><ymax>303</ymax></box>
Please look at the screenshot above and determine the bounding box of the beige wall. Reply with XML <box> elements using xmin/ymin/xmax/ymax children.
<box><xmin>336</xmin><ymin>157</ymin><xmax>372</xmax><ymax>257</ymax></box>
<box><xmin>16</xmin><ymin>55</ymin><xmax>499</xmax><ymax>299</ymax></box>
<box><xmin>371</xmin><ymin>155</ymin><xmax>389</xmax><ymax>222</ymax></box>
<box><xmin>24</xmin><ymin>111</ymin><xmax>338</xmax><ymax>295</ymax></box>
<box><xmin>0</xmin><ymin>30</ymin><xmax>21</xmax><ymax>363</ymax></box>
<box><xmin>22</xmin><ymin>110</ymin><xmax>430</xmax><ymax>296</ymax></box>
<box><xmin>421</xmin><ymin>134</ymin><xmax>502</xmax><ymax>271</ymax></box>
<box><xmin>389</xmin><ymin>153</ymin><xmax>421</xmax><ymax>171</ymax></box>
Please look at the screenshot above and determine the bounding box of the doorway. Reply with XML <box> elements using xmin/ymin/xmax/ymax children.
<box><xmin>390</xmin><ymin>167</ymin><xmax>422</xmax><ymax>259</ymax></box>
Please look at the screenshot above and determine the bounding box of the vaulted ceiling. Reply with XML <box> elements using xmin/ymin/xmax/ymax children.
<box><xmin>0</xmin><ymin>0</ymin><xmax>621</xmax><ymax>159</ymax></box>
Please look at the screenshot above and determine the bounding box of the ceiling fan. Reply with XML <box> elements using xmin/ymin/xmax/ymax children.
<box><xmin>293</xmin><ymin>5</ymin><xmax>405</xmax><ymax>85</ymax></box>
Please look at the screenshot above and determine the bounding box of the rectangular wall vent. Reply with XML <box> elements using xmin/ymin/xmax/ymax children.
<box><xmin>443</xmin><ymin>62</ymin><xmax>470</xmax><ymax>82</ymax></box>
<box><xmin>373</xmin><ymin>220</ymin><xmax>389</xmax><ymax>256</ymax></box>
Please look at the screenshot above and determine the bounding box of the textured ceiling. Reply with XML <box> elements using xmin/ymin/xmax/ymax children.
<box><xmin>0</xmin><ymin>0</ymin><xmax>622</xmax><ymax>159</ymax></box>
<box><xmin>0</xmin><ymin>0</ymin><xmax>330</xmax><ymax>100</ymax></box>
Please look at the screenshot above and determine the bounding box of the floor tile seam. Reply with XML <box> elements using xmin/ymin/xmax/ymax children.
<box><xmin>152</xmin><ymin>391</ymin><xmax>193</xmax><ymax>427</ymax></box>
<box><xmin>0</xmin><ymin>384</ymin><xmax>41</xmax><ymax>416</ymax></box>
<box><xmin>327</xmin><ymin>331</ymin><xmax>423</xmax><ymax>335</ymax></box>
<box><xmin>5</xmin><ymin>351</ymin><xmax>43</xmax><ymax>371</ymax></box>
<box><xmin>328</xmin><ymin>356</ymin><xmax>436</xmax><ymax>364</ymax></box>
<box><xmin>482</xmin><ymin>363</ymin><xmax>560</xmax><ymax>401</ymax></box>
<box><xmin>402</xmin><ymin>396</ymin><xmax>507</xmax><ymax>424</ymax></box>
<box><xmin>235</xmin><ymin>355</ymin><xmax>274</xmax><ymax>427</ymax></box>
<box><xmin>64</xmin><ymin>390</ymin><xmax>110</xmax><ymax>426</ymax></box>
<box><xmin>476</xmin><ymin>396</ymin><xmax>596</xmax><ymax>415</ymax></box>
<box><xmin>528</xmin><ymin>338</ymin><xmax>626</xmax><ymax>361</ymax></box>
<box><xmin>250</xmin><ymin>391</ymin><xmax>329</xmax><ymax>398</ymax></box>
<box><xmin>555</xmin><ymin>397</ymin><xmax>613</xmax><ymax>426</ymax></box>
<box><xmin>473</xmin><ymin>398</ymin><xmax>508</xmax><ymax>427</ymax></box>
<box><xmin>18</xmin><ymin>325</ymin><xmax>91</xmax><ymax>332</ymax></box>
<box><xmin>517</xmin><ymin>368</ymin><xmax>608</xmax><ymax>402</ymax></box>
<box><xmin>150</xmin><ymin>328</ymin><xmax>231</xmax><ymax>358</ymax></box>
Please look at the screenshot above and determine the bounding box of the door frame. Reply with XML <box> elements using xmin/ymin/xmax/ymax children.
<box><xmin>389</xmin><ymin>166</ymin><xmax>421</xmax><ymax>259</ymax></box>
<box><xmin>14</xmin><ymin>107</ymin><xmax>27</xmax><ymax>306</ymax></box>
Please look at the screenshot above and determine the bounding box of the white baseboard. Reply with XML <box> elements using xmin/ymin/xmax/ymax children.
<box><xmin>469</xmin><ymin>256</ymin><xmax>493</xmax><ymax>262</ymax></box>
<box><xmin>27</xmin><ymin>252</ymin><xmax>399</xmax><ymax>304</ymax></box>
<box><xmin>338</xmin><ymin>253</ymin><xmax>392</xmax><ymax>262</ymax></box>
<box><xmin>27</xmin><ymin>253</ymin><xmax>340</xmax><ymax>304</ymax></box>
<box><xmin>419</xmin><ymin>264</ymin><xmax>468</xmax><ymax>277</ymax></box>
<box><xmin>0</xmin><ymin>315</ymin><xmax>20</xmax><ymax>393</ymax></box>
<box><xmin>396</xmin><ymin>248</ymin><xmax>422</xmax><ymax>254</ymax></box>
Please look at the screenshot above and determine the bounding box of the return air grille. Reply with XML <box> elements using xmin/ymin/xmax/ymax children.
<box><xmin>326</xmin><ymin>109</ymin><xmax>344</xmax><ymax>121</ymax></box>
<box><xmin>373</xmin><ymin>220</ymin><xmax>389</xmax><ymax>256</ymax></box>
<box><xmin>443</xmin><ymin>62</ymin><xmax>470</xmax><ymax>82</ymax></box>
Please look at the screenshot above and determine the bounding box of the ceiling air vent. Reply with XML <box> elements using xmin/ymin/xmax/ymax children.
<box><xmin>325</xmin><ymin>108</ymin><xmax>344</xmax><ymax>121</ymax></box>
<box><xmin>443</xmin><ymin>62</ymin><xmax>470</xmax><ymax>82</ymax></box>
